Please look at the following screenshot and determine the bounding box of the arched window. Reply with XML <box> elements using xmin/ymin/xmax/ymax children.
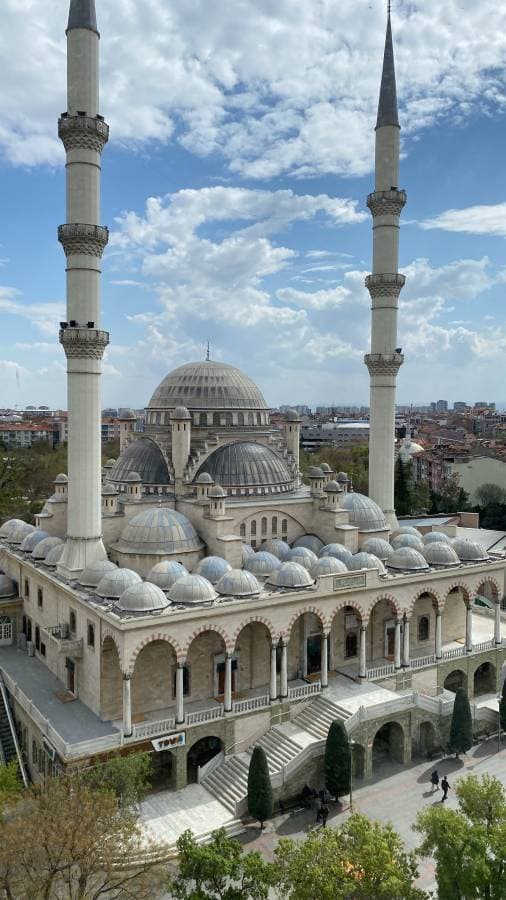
<box><xmin>261</xmin><ymin>517</ymin><xmax>267</xmax><ymax>536</ymax></box>
<box><xmin>87</xmin><ymin>623</ymin><xmax>95</xmax><ymax>649</ymax></box>
<box><xmin>418</xmin><ymin>616</ymin><xmax>430</xmax><ymax>642</ymax></box>
<box><xmin>35</xmin><ymin>626</ymin><xmax>40</xmax><ymax>652</ymax></box>
<box><xmin>225</xmin><ymin>412</ymin><xmax>233</xmax><ymax>426</ymax></box>
<box><xmin>213</xmin><ymin>413</ymin><xmax>221</xmax><ymax>427</ymax></box>
<box><xmin>281</xmin><ymin>518</ymin><xmax>288</xmax><ymax>535</ymax></box>
<box><xmin>272</xmin><ymin>516</ymin><xmax>278</xmax><ymax>534</ymax></box>
<box><xmin>69</xmin><ymin>611</ymin><xmax>76</xmax><ymax>634</ymax></box>
<box><xmin>240</xmin><ymin>523</ymin><xmax>246</xmax><ymax>538</ymax></box>
<box><xmin>248</xmin><ymin>412</ymin><xmax>254</xmax><ymax>426</ymax></box>
<box><xmin>256</xmin><ymin>412</ymin><xmax>262</xmax><ymax>425</ymax></box>
<box><xmin>251</xmin><ymin>520</ymin><xmax>257</xmax><ymax>536</ymax></box>
<box><xmin>238</xmin><ymin>412</ymin><xmax>244</xmax><ymax>426</ymax></box>
<box><xmin>156</xmin><ymin>412</ymin><xmax>161</xmax><ymax>425</ymax></box>
<box><xmin>199</xmin><ymin>413</ymin><xmax>207</xmax><ymax>427</ymax></box>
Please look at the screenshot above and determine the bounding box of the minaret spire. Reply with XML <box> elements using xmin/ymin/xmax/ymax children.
<box><xmin>67</xmin><ymin>0</ymin><xmax>98</xmax><ymax>34</ymax></box>
<box><xmin>364</xmin><ymin>7</ymin><xmax>406</xmax><ymax>529</ymax></box>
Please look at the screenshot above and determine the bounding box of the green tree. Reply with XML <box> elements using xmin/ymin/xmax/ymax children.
<box><xmin>394</xmin><ymin>458</ymin><xmax>413</xmax><ymax>515</ymax></box>
<box><xmin>449</xmin><ymin>686</ymin><xmax>473</xmax><ymax>756</ymax></box>
<box><xmin>411</xmin><ymin>480</ymin><xmax>431</xmax><ymax>514</ymax></box>
<box><xmin>168</xmin><ymin>828</ymin><xmax>277</xmax><ymax>899</ymax></box>
<box><xmin>83</xmin><ymin>751</ymin><xmax>152</xmax><ymax>808</ymax></box>
<box><xmin>414</xmin><ymin>774</ymin><xmax>506</xmax><ymax>900</ymax></box>
<box><xmin>275</xmin><ymin>813</ymin><xmax>426</xmax><ymax>900</ymax></box>
<box><xmin>0</xmin><ymin>760</ymin><xmax>22</xmax><ymax>819</ymax></box>
<box><xmin>247</xmin><ymin>747</ymin><xmax>273</xmax><ymax>828</ymax></box>
<box><xmin>324</xmin><ymin>720</ymin><xmax>351</xmax><ymax>800</ymax></box>
<box><xmin>432</xmin><ymin>473</ymin><xmax>470</xmax><ymax>514</ymax></box>
<box><xmin>500</xmin><ymin>676</ymin><xmax>506</xmax><ymax>733</ymax></box>
<box><xmin>475</xmin><ymin>483</ymin><xmax>506</xmax><ymax>508</ymax></box>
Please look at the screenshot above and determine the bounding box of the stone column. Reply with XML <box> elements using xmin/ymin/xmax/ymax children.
<box><xmin>122</xmin><ymin>673</ymin><xmax>132</xmax><ymax>737</ymax></box>
<box><xmin>270</xmin><ymin>644</ymin><xmax>278</xmax><ymax>701</ymax></box>
<box><xmin>224</xmin><ymin>653</ymin><xmax>233</xmax><ymax>712</ymax></box>
<box><xmin>280</xmin><ymin>641</ymin><xmax>288</xmax><ymax>698</ymax></box>
<box><xmin>466</xmin><ymin>603</ymin><xmax>473</xmax><ymax>652</ymax></box>
<box><xmin>359</xmin><ymin>625</ymin><xmax>367</xmax><ymax>678</ymax></box>
<box><xmin>321</xmin><ymin>634</ymin><xmax>329</xmax><ymax>689</ymax></box>
<box><xmin>394</xmin><ymin>619</ymin><xmax>402</xmax><ymax>669</ymax></box>
<box><xmin>402</xmin><ymin>617</ymin><xmax>410</xmax><ymax>667</ymax></box>
<box><xmin>435</xmin><ymin>609</ymin><xmax>442</xmax><ymax>659</ymax></box>
<box><xmin>301</xmin><ymin>615</ymin><xmax>308</xmax><ymax>677</ymax></box>
<box><xmin>175</xmin><ymin>663</ymin><xmax>185</xmax><ymax>724</ymax></box>
<box><xmin>494</xmin><ymin>601</ymin><xmax>502</xmax><ymax>645</ymax></box>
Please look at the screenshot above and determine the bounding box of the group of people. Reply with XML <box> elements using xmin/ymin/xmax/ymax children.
<box><xmin>301</xmin><ymin>785</ymin><xmax>330</xmax><ymax>826</ymax></box>
<box><xmin>430</xmin><ymin>770</ymin><xmax>451</xmax><ymax>801</ymax></box>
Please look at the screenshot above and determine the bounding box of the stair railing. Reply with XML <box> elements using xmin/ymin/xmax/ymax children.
<box><xmin>0</xmin><ymin>676</ymin><xmax>29</xmax><ymax>787</ymax></box>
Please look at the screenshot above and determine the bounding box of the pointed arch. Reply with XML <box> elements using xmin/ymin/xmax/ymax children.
<box><xmin>127</xmin><ymin>633</ymin><xmax>184</xmax><ymax>673</ymax></box>
<box><xmin>183</xmin><ymin>623</ymin><xmax>232</xmax><ymax>656</ymax></box>
<box><xmin>406</xmin><ymin>588</ymin><xmax>443</xmax><ymax>617</ymax></box>
<box><xmin>329</xmin><ymin>598</ymin><xmax>366</xmax><ymax>626</ymax></box>
<box><xmin>284</xmin><ymin>606</ymin><xmax>329</xmax><ymax>641</ymax></box>
<box><xmin>368</xmin><ymin>592</ymin><xmax>403</xmax><ymax>622</ymax></box>
<box><xmin>231</xmin><ymin>616</ymin><xmax>275</xmax><ymax>646</ymax></box>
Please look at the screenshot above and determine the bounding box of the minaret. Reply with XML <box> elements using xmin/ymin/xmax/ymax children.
<box><xmin>364</xmin><ymin>5</ymin><xmax>406</xmax><ymax>529</ymax></box>
<box><xmin>57</xmin><ymin>0</ymin><xmax>109</xmax><ymax>577</ymax></box>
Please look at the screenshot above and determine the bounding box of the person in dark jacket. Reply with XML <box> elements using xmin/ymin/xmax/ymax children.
<box><xmin>441</xmin><ymin>776</ymin><xmax>451</xmax><ymax>802</ymax></box>
<box><xmin>430</xmin><ymin>770</ymin><xmax>440</xmax><ymax>792</ymax></box>
<box><xmin>320</xmin><ymin>803</ymin><xmax>329</xmax><ymax>827</ymax></box>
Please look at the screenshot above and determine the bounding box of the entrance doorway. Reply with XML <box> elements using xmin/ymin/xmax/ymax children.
<box><xmin>307</xmin><ymin>634</ymin><xmax>322</xmax><ymax>675</ymax></box>
<box><xmin>385</xmin><ymin>621</ymin><xmax>396</xmax><ymax>659</ymax></box>
<box><xmin>215</xmin><ymin>658</ymin><xmax>238</xmax><ymax>696</ymax></box>
<box><xmin>372</xmin><ymin>721</ymin><xmax>405</xmax><ymax>770</ymax></box>
<box><xmin>187</xmin><ymin>736</ymin><xmax>223</xmax><ymax>784</ymax></box>
<box><xmin>150</xmin><ymin>749</ymin><xmax>173</xmax><ymax>791</ymax></box>
<box><xmin>66</xmin><ymin>657</ymin><xmax>75</xmax><ymax>694</ymax></box>
<box><xmin>0</xmin><ymin>616</ymin><xmax>12</xmax><ymax>645</ymax></box>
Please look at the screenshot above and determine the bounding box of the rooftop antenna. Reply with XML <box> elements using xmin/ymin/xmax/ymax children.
<box><xmin>206</xmin><ymin>341</ymin><xmax>210</xmax><ymax>361</ymax></box>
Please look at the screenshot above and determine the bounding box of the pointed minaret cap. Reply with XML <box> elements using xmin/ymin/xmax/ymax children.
<box><xmin>376</xmin><ymin>10</ymin><xmax>399</xmax><ymax>129</ymax></box>
<box><xmin>67</xmin><ymin>0</ymin><xmax>98</xmax><ymax>34</ymax></box>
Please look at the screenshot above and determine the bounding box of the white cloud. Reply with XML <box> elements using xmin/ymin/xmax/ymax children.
<box><xmin>420</xmin><ymin>203</ymin><xmax>506</xmax><ymax>236</ymax></box>
<box><xmin>0</xmin><ymin>287</ymin><xmax>64</xmax><ymax>336</ymax></box>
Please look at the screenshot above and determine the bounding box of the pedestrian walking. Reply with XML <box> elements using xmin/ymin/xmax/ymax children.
<box><xmin>441</xmin><ymin>776</ymin><xmax>451</xmax><ymax>802</ymax></box>
<box><xmin>315</xmin><ymin>797</ymin><xmax>322</xmax><ymax>823</ymax></box>
<box><xmin>430</xmin><ymin>770</ymin><xmax>440</xmax><ymax>792</ymax></box>
<box><xmin>320</xmin><ymin>803</ymin><xmax>329</xmax><ymax>828</ymax></box>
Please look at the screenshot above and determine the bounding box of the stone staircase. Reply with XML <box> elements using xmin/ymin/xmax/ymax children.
<box><xmin>202</xmin><ymin>755</ymin><xmax>250</xmax><ymax>813</ymax></box>
<box><xmin>294</xmin><ymin>695</ymin><xmax>351</xmax><ymax>740</ymax></box>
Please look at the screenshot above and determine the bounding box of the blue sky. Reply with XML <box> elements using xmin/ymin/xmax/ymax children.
<box><xmin>2</xmin><ymin>0</ymin><xmax>506</xmax><ymax>410</ymax></box>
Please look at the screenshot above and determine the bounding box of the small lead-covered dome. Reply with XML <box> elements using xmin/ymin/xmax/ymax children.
<box><xmin>387</xmin><ymin>547</ymin><xmax>430</xmax><ymax>572</ymax></box>
<box><xmin>324</xmin><ymin>480</ymin><xmax>341</xmax><ymax>493</ymax></box>
<box><xmin>196</xmin><ymin>472</ymin><xmax>214</xmax><ymax>484</ymax></box>
<box><xmin>285</xmin><ymin>409</ymin><xmax>300</xmax><ymax>421</ymax></box>
<box><xmin>196</xmin><ymin>557</ymin><xmax>232</xmax><ymax>584</ymax></box>
<box><xmin>117</xmin><ymin>508</ymin><xmax>203</xmax><ymax>555</ymax></box>
<box><xmin>241</xmin><ymin>544</ymin><xmax>255</xmax><ymax>564</ymax></box>
<box><xmin>423</xmin><ymin>531</ymin><xmax>452</xmax><ymax>545</ymax></box>
<box><xmin>44</xmin><ymin>544</ymin><xmax>65</xmax><ymax>567</ymax></box>
<box><xmin>293</xmin><ymin>535</ymin><xmax>324</xmax><ymax>555</ymax></box>
<box><xmin>208</xmin><ymin>484</ymin><xmax>226</xmax><ymax>499</ymax></box>
<box><xmin>216</xmin><ymin>569</ymin><xmax>262</xmax><ymax>597</ymax></box>
<box><xmin>260</xmin><ymin>539</ymin><xmax>290</xmax><ymax>560</ymax></box>
<box><xmin>308</xmin><ymin>466</ymin><xmax>324</xmax><ymax>478</ymax></box>
<box><xmin>319</xmin><ymin>544</ymin><xmax>354</xmax><ymax>566</ymax></box>
<box><xmin>117</xmin><ymin>581</ymin><xmax>170</xmax><ymax>613</ymax></box>
<box><xmin>267</xmin><ymin>561</ymin><xmax>314</xmax><ymax>589</ymax></box>
<box><xmin>32</xmin><ymin>537</ymin><xmax>63</xmax><ymax>560</ymax></box>
<box><xmin>9</xmin><ymin>523</ymin><xmax>35</xmax><ymax>544</ymax></box>
<box><xmin>391</xmin><ymin>525</ymin><xmax>421</xmax><ymax>538</ymax></box>
<box><xmin>336</xmin><ymin>472</ymin><xmax>348</xmax><ymax>483</ymax></box>
<box><xmin>0</xmin><ymin>574</ymin><xmax>16</xmax><ymax>598</ymax></box>
<box><xmin>391</xmin><ymin>533</ymin><xmax>424</xmax><ymax>553</ymax></box>
<box><xmin>452</xmin><ymin>539</ymin><xmax>489</xmax><ymax>562</ymax></box>
<box><xmin>284</xmin><ymin>547</ymin><xmax>318</xmax><ymax>571</ymax></box>
<box><xmin>361</xmin><ymin>538</ymin><xmax>394</xmax><ymax>561</ymax></box>
<box><xmin>0</xmin><ymin>519</ymin><xmax>26</xmax><ymax>538</ymax></box>
<box><xmin>341</xmin><ymin>493</ymin><xmax>387</xmax><ymax>532</ymax></box>
<box><xmin>311</xmin><ymin>556</ymin><xmax>348</xmax><ymax>577</ymax></box>
<box><xmin>349</xmin><ymin>552</ymin><xmax>386</xmax><ymax>574</ymax></box>
<box><xmin>244</xmin><ymin>551</ymin><xmax>281</xmax><ymax>577</ymax></box>
<box><xmin>102</xmin><ymin>483</ymin><xmax>118</xmax><ymax>496</ymax></box>
<box><xmin>147</xmin><ymin>560</ymin><xmax>188</xmax><ymax>590</ymax></box>
<box><xmin>79</xmin><ymin>559</ymin><xmax>117</xmax><ymax>587</ymax></box>
<box><xmin>171</xmin><ymin>406</ymin><xmax>191</xmax><ymax>420</ymax></box>
<box><xmin>168</xmin><ymin>574</ymin><xmax>217</xmax><ymax>605</ymax></box>
<box><xmin>96</xmin><ymin>568</ymin><xmax>142</xmax><ymax>599</ymax></box>
<box><xmin>21</xmin><ymin>530</ymin><xmax>49</xmax><ymax>553</ymax></box>
<box><xmin>422</xmin><ymin>542</ymin><xmax>460</xmax><ymax>568</ymax></box>
<box><xmin>54</xmin><ymin>473</ymin><xmax>68</xmax><ymax>484</ymax></box>
<box><xmin>320</xmin><ymin>462</ymin><xmax>332</xmax><ymax>473</ymax></box>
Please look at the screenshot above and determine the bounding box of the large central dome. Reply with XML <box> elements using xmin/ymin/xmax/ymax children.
<box><xmin>148</xmin><ymin>360</ymin><xmax>267</xmax><ymax>411</ymax></box>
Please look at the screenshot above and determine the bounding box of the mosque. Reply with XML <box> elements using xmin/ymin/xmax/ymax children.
<box><xmin>0</xmin><ymin>1</ymin><xmax>504</xmax><ymax>806</ymax></box>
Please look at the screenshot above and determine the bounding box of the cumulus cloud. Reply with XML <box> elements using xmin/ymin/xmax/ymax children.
<box><xmin>420</xmin><ymin>203</ymin><xmax>506</xmax><ymax>236</ymax></box>
<box><xmin>0</xmin><ymin>287</ymin><xmax>64</xmax><ymax>336</ymax></box>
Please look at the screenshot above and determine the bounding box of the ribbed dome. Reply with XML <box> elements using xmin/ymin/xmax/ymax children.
<box><xmin>241</xmin><ymin>544</ymin><xmax>255</xmax><ymax>564</ymax></box>
<box><xmin>260</xmin><ymin>539</ymin><xmax>290</xmax><ymax>560</ymax></box>
<box><xmin>341</xmin><ymin>493</ymin><xmax>387</xmax><ymax>532</ymax></box>
<box><xmin>349</xmin><ymin>552</ymin><xmax>386</xmax><ymax>574</ymax></box>
<box><xmin>244</xmin><ymin>551</ymin><xmax>281</xmax><ymax>576</ymax></box>
<box><xmin>0</xmin><ymin>519</ymin><xmax>26</xmax><ymax>538</ymax></box>
<box><xmin>452</xmin><ymin>539</ymin><xmax>489</xmax><ymax>562</ymax></box>
<box><xmin>79</xmin><ymin>559</ymin><xmax>117</xmax><ymax>587</ymax></box>
<box><xmin>54</xmin><ymin>473</ymin><xmax>68</xmax><ymax>484</ymax></box>
<box><xmin>293</xmin><ymin>535</ymin><xmax>324</xmax><ymax>555</ymax></box>
<box><xmin>284</xmin><ymin>547</ymin><xmax>318</xmax><ymax>571</ymax></box>
<box><xmin>320</xmin><ymin>463</ymin><xmax>332</xmax><ymax>473</ymax></box>
<box><xmin>195</xmin><ymin>442</ymin><xmax>292</xmax><ymax>493</ymax></box>
<box><xmin>361</xmin><ymin>538</ymin><xmax>394</xmax><ymax>561</ymax></box>
<box><xmin>168</xmin><ymin>574</ymin><xmax>217</xmax><ymax>605</ymax></box>
<box><xmin>96</xmin><ymin>568</ymin><xmax>142</xmax><ymax>598</ymax></box>
<box><xmin>196</xmin><ymin>556</ymin><xmax>232</xmax><ymax>584</ymax></box>
<box><xmin>387</xmin><ymin>547</ymin><xmax>429</xmax><ymax>572</ymax></box>
<box><xmin>117</xmin><ymin>508</ymin><xmax>203</xmax><ymax>555</ymax></box>
<box><xmin>209</xmin><ymin>484</ymin><xmax>226</xmax><ymax>498</ymax></box>
<box><xmin>44</xmin><ymin>544</ymin><xmax>65</xmax><ymax>567</ymax></box>
<box><xmin>216</xmin><ymin>569</ymin><xmax>261</xmax><ymax>597</ymax></box>
<box><xmin>196</xmin><ymin>472</ymin><xmax>214</xmax><ymax>484</ymax></box>
<box><xmin>147</xmin><ymin>560</ymin><xmax>188</xmax><ymax>590</ymax></box>
<box><xmin>108</xmin><ymin>439</ymin><xmax>170</xmax><ymax>486</ymax></box>
<box><xmin>9</xmin><ymin>523</ymin><xmax>35</xmax><ymax>544</ymax></box>
<box><xmin>311</xmin><ymin>556</ymin><xmax>348</xmax><ymax>577</ymax></box>
<box><xmin>391</xmin><ymin>525</ymin><xmax>421</xmax><ymax>538</ymax></box>
<box><xmin>0</xmin><ymin>574</ymin><xmax>16</xmax><ymax>598</ymax></box>
<box><xmin>267</xmin><ymin>561</ymin><xmax>314</xmax><ymax>589</ymax></box>
<box><xmin>32</xmin><ymin>537</ymin><xmax>63</xmax><ymax>560</ymax></box>
<box><xmin>422</xmin><ymin>543</ymin><xmax>460</xmax><ymax>568</ymax></box>
<box><xmin>336</xmin><ymin>472</ymin><xmax>349</xmax><ymax>483</ymax></box>
<box><xmin>102</xmin><ymin>483</ymin><xmax>118</xmax><ymax>495</ymax></box>
<box><xmin>149</xmin><ymin>360</ymin><xmax>267</xmax><ymax>411</ymax></box>
<box><xmin>117</xmin><ymin>581</ymin><xmax>170</xmax><ymax>613</ymax></box>
<box><xmin>423</xmin><ymin>531</ymin><xmax>452</xmax><ymax>545</ymax></box>
<box><xmin>391</xmin><ymin>534</ymin><xmax>424</xmax><ymax>553</ymax></box>
<box><xmin>21</xmin><ymin>530</ymin><xmax>49</xmax><ymax>553</ymax></box>
<box><xmin>319</xmin><ymin>544</ymin><xmax>354</xmax><ymax>566</ymax></box>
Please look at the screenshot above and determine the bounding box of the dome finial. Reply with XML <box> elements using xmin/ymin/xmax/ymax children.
<box><xmin>206</xmin><ymin>341</ymin><xmax>210</xmax><ymax>361</ymax></box>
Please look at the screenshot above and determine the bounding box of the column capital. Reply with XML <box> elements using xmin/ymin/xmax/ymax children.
<box><xmin>367</xmin><ymin>189</ymin><xmax>407</xmax><ymax>217</ymax></box>
<box><xmin>60</xmin><ymin>327</ymin><xmax>109</xmax><ymax>360</ymax></box>
<box><xmin>364</xmin><ymin>351</ymin><xmax>404</xmax><ymax>377</ymax></box>
<box><xmin>59</xmin><ymin>113</ymin><xmax>109</xmax><ymax>152</ymax></box>
<box><xmin>365</xmin><ymin>272</ymin><xmax>406</xmax><ymax>299</ymax></box>
<box><xmin>58</xmin><ymin>222</ymin><xmax>109</xmax><ymax>257</ymax></box>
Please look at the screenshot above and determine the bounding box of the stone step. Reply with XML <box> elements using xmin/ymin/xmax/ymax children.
<box><xmin>202</xmin><ymin>756</ymin><xmax>250</xmax><ymax>813</ymax></box>
<box><xmin>254</xmin><ymin>728</ymin><xmax>302</xmax><ymax>773</ymax></box>
<box><xmin>295</xmin><ymin>695</ymin><xmax>350</xmax><ymax>740</ymax></box>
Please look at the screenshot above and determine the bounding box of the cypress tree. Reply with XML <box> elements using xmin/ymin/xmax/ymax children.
<box><xmin>324</xmin><ymin>719</ymin><xmax>351</xmax><ymax>799</ymax></box>
<box><xmin>449</xmin><ymin>686</ymin><xmax>473</xmax><ymax>756</ymax></box>
<box><xmin>500</xmin><ymin>677</ymin><xmax>506</xmax><ymax>733</ymax></box>
<box><xmin>247</xmin><ymin>746</ymin><xmax>273</xmax><ymax>828</ymax></box>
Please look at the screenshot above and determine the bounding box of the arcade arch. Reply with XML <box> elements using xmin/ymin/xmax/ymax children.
<box><xmin>287</xmin><ymin>610</ymin><xmax>325</xmax><ymax>680</ymax></box>
<box><xmin>443</xmin><ymin>669</ymin><xmax>467</xmax><ymax>694</ymax></box>
<box><xmin>473</xmin><ymin>661</ymin><xmax>496</xmax><ymax>696</ymax></box>
<box><xmin>442</xmin><ymin>585</ymin><xmax>469</xmax><ymax>645</ymax></box>
<box><xmin>131</xmin><ymin>639</ymin><xmax>177</xmax><ymax>719</ymax></box>
<box><xmin>234</xmin><ymin>621</ymin><xmax>271</xmax><ymax>692</ymax></box>
<box><xmin>100</xmin><ymin>636</ymin><xmax>122</xmax><ymax>720</ymax></box>
<box><xmin>372</xmin><ymin>720</ymin><xmax>406</xmax><ymax>770</ymax></box>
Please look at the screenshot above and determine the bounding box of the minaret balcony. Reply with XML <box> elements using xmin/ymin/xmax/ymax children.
<box><xmin>59</xmin><ymin>327</ymin><xmax>109</xmax><ymax>360</ymax></box>
<box><xmin>58</xmin><ymin>223</ymin><xmax>109</xmax><ymax>257</ymax></box>
<box><xmin>58</xmin><ymin>114</ymin><xmax>109</xmax><ymax>153</ymax></box>
<box><xmin>364</xmin><ymin>352</ymin><xmax>404</xmax><ymax>377</ymax></box>
<box><xmin>367</xmin><ymin>189</ymin><xmax>407</xmax><ymax>218</ymax></box>
<box><xmin>365</xmin><ymin>273</ymin><xmax>405</xmax><ymax>299</ymax></box>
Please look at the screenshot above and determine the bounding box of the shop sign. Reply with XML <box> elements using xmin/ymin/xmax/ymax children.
<box><xmin>151</xmin><ymin>732</ymin><xmax>186</xmax><ymax>751</ymax></box>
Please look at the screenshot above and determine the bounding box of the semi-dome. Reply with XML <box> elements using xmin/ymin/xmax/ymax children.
<box><xmin>349</xmin><ymin>552</ymin><xmax>386</xmax><ymax>574</ymax></box>
<box><xmin>267</xmin><ymin>561</ymin><xmax>314</xmax><ymax>589</ymax></box>
<box><xmin>147</xmin><ymin>560</ymin><xmax>188</xmax><ymax>590</ymax></box>
<box><xmin>241</xmin><ymin>543</ymin><xmax>255</xmax><ymax>564</ymax></box>
<box><xmin>452</xmin><ymin>539</ymin><xmax>489</xmax><ymax>562</ymax></box>
<box><xmin>116</xmin><ymin>508</ymin><xmax>203</xmax><ymax>555</ymax></box>
<box><xmin>391</xmin><ymin>525</ymin><xmax>420</xmax><ymax>538</ymax></box>
<box><xmin>107</xmin><ymin>438</ymin><xmax>170</xmax><ymax>486</ymax></box>
<box><xmin>340</xmin><ymin>493</ymin><xmax>387</xmax><ymax>532</ymax></box>
<box><xmin>117</xmin><ymin>581</ymin><xmax>170</xmax><ymax>613</ymax></box>
<box><xmin>311</xmin><ymin>556</ymin><xmax>348</xmax><ymax>577</ymax></box>
<box><xmin>0</xmin><ymin>519</ymin><xmax>26</xmax><ymax>538</ymax></box>
<box><xmin>293</xmin><ymin>535</ymin><xmax>324</xmax><ymax>555</ymax></box>
<box><xmin>0</xmin><ymin>574</ymin><xmax>16</xmax><ymax>598</ymax></box>
<box><xmin>9</xmin><ymin>523</ymin><xmax>35</xmax><ymax>544</ymax></box>
<box><xmin>319</xmin><ymin>544</ymin><xmax>354</xmax><ymax>566</ymax></box>
<box><xmin>216</xmin><ymin>569</ymin><xmax>262</xmax><ymax>597</ymax></box>
<box><xmin>32</xmin><ymin>537</ymin><xmax>63</xmax><ymax>560</ymax></box>
<box><xmin>361</xmin><ymin>538</ymin><xmax>394</xmax><ymax>561</ymax></box>
<box><xmin>260</xmin><ymin>539</ymin><xmax>290</xmax><ymax>560</ymax></box>
<box><xmin>284</xmin><ymin>547</ymin><xmax>318</xmax><ymax>571</ymax></box>
<box><xmin>149</xmin><ymin>360</ymin><xmax>267</xmax><ymax>411</ymax></box>
<box><xmin>422</xmin><ymin>542</ymin><xmax>460</xmax><ymax>568</ymax></box>
<box><xmin>21</xmin><ymin>530</ymin><xmax>49</xmax><ymax>553</ymax></box>
<box><xmin>423</xmin><ymin>531</ymin><xmax>452</xmax><ymax>545</ymax></box>
<box><xmin>391</xmin><ymin>534</ymin><xmax>424</xmax><ymax>553</ymax></box>
<box><xmin>44</xmin><ymin>544</ymin><xmax>65</xmax><ymax>567</ymax></box>
<box><xmin>196</xmin><ymin>556</ymin><xmax>232</xmax><ymax>584</ymax></box>
<box><xmin>168</xmin><ymin>574</ymin><xmax>217</xmax><ymax>605</ymax></box>
<box><xmin>96</xmin><ymin>568</ymin><xmax>142</xmax><ymax>599</ymax></box>
<box><xmin>387</xmin><ymin>547</ymin><xmax>430</xmax><ymax>572</ymax></box>
<box><xmin>79</xmin><ymin>559</ymin><xmax>117</xmax><ymax>587</ymax></box>
<box><xmin>244</xmin><ymin>551</ymin><xmax>281</xmax><ymax>576</ymax></box>
<box><xmin>195</xmin><ymin>441</ymin><xmax>293</xmax><ymax>493</ymax></box>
